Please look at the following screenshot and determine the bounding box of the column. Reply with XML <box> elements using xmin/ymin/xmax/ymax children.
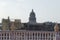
<box><xmin>37</xmin><ymin>32</ymin><xmax>38</xmax><ymax>40</ymax></box>
<box><xmin>24</xmin><ymin>32</ymin><xmax>25</xmax><ymax>40</ymax></box>
<box><xmin>50</xmin><ymin>33</ymin><xmax>51</xmax><ymax>40</ymax></box>
<box><xmin>42</xmin><ymin>33</ymin><xmax>43</xmax><ymax>40</ymax></box>
<box><xmin>45</xmin><ymin>33</ymin><xmax>46</xmax><ymax>40</ymax></box>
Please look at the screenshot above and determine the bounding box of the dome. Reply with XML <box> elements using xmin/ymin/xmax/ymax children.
<box><xmin>30</xmin><ymin>9</ymin><xmax>35</xmax><ymax>17</ymax></box>
<box><xmin>29</xmin><ymin>9</ymin><xmax>36</xmax><ymax>24</ymax></box>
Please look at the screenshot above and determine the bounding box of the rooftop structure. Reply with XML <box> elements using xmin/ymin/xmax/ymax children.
<box><xmin>0</xmin><ymin>9</ymin><xmax>59</xmax><ymax>31</ymax></box>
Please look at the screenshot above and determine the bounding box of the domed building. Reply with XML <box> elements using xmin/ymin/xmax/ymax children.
<box><xmin>0</xmin><ymin>9</ymin><xmax>60</xmax><ymax>40</ymax></box>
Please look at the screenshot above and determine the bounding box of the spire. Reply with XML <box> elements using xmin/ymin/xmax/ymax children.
<box><xmin>8</xmin><ymin>16</ymin><xmax>10</xmax><ymax>23</ymax></box>
<box><xmin>8</xmin><ymin>16</ymin><xmax>10</xmax><ymax>21</ymax></box>
<box><xmin>32</xmin><ymin>9</ymin><xmax>33</xmax><ymax>12</ymax></box>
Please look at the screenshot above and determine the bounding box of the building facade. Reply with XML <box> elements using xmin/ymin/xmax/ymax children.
<box><xmin>0</xmin><ymin>9</ymin><xmax>60</xmax><ymax>40</ymax></box>
<box><xmin>0</xmin><ymin>30</ymin><xmax>60</xmax><ymax>40</ymax></box>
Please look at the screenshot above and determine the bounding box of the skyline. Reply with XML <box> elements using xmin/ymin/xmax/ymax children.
<box><xmin>0</xmin><ymin>0</ymin><xmax>60</xmax><ymax>23</ymax></box>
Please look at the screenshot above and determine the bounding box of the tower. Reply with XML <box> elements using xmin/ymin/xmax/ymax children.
<box><xmin>29</xmin><ymin>9</ymin><xmax>36</xmax><ymax>24</ymax></box>
<box><xmin>2</xmin><ymin>17</ymin><xmax>10</xmax><ymax>30</ymax></box>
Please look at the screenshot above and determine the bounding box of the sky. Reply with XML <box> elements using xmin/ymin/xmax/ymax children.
<box><xmin>0</xmin><ymin>0</ymin><xmax>60</xmax><ymax>23</ymax></box>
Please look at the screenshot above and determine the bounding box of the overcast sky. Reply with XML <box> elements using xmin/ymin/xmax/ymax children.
<box><xmin>0</xmin><ymin>0</ymin><xmax>60</xmax><ymax>23</ymax></box>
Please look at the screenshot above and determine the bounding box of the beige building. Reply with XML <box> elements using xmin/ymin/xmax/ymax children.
<box><xmin>54</xmin><ymin>24</ymin><xmax>59</xmax><ymax>32</ymax></box>
<box><xmin>2</xmin><ymin>17</ymin><xmax>24</xmax><ymax>31</ymax></box>
<box><xmin>2</xmin><ymin>17</ymin><xmax>10</xmax><ymax>30</ymax></box>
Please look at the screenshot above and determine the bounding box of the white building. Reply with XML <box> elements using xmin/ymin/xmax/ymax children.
<box><xmin>0</xmin><ymin>30</ymin><xmax>60</xmax><ymax>40</ymax></box>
